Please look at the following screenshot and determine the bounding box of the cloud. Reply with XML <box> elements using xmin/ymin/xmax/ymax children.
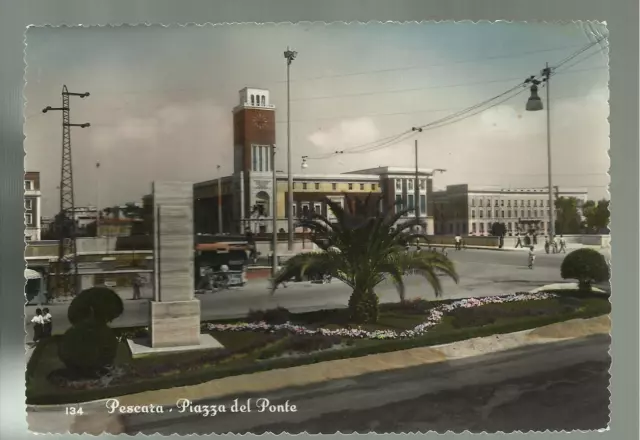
<box><xmin>307</xmin><ymin>117</ymin><xmax>381</xmax><ymax>153</ymax></box>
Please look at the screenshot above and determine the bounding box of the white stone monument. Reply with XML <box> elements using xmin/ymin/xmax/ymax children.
<box><xmin>128</xmin><ymin>181</ymin><xmax>221</xmax><ymax>355</ymax></box>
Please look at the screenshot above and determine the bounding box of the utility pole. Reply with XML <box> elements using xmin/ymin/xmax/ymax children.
<box><xmin>411</xmin><ymin>127</ymin><xmax>423</xmax><ymax>232</ymax></box>
<box><xmin>271</xmin><ymin>145</ymin><xmax>279</xmax><ymax>279</ymax></box>
<box><xmin>525</xmin><ymin>63</ymin><xmax>555</xmax><ymax>238</ymax></box>
<box><xmin>95</xmin><ymin>161</ymin><xmax>101</xmax><ymax>238</ymax></box>
<box><xmin>284</xmin><ymin>47</ymin><xmax>297</xmax><ymax>251</ymax></box>
<box><xmin>42</xmin><ymin>85</ymin><xmax>90</xmax><ymax>297</ymax></box>
<box><xmin>217</xmin><ymin>165</ymin><xmax>223</xmax><ymax>234</ymax></box>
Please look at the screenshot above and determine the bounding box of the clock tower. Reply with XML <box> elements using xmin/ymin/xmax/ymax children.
<box><xmin>232</xmin><ymin>87</ymin><xmax>277</xmax><ymax>232</ymax></box>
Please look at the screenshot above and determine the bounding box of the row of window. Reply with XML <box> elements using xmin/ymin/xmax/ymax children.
<box><xmin>395</xmin><ymin>194</ymin><xmax>427</xmax><ymax>215</ymax></box>
<box><xmin>469</xmin><ymin>221</ymin><xmax>551</xmax><ymax>234</ymax></box>
<box><xmin>470</xmin><ymin>209</ymin><xmax>552</xmax><ymax>219</ymax></box>
<box><xmin>250</xmin><ymin>94</ymin><xmax>266</xmax><ymax>107</ymax></box>
<box><xmin>251</xmin><ymin>145</ymin><xmax>273</xmax><ymax>172</ymax></box>
<box><xmin>394</xmin><ymin>178</ymin><xmax>427</xmax><ymax>192</ymax></box>
<box><xmin>437</xmin><ymin>221</ymin><xmax>552</xmax><ymax>235</ymax></box>
<box><xmin>293</xmin><ymin>182</ymin><xmax>377</xmax><ymax>191</ymax></box>
<box><xmin>471</xmin><ymin>198</ymin><xmax>549</xmax><ymax>208</ymax></box>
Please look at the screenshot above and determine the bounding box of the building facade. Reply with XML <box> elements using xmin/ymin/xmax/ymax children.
<box><xmin>24</xmin><ymin>171</ymin><xmax>42</xmax><ymax>241</ymax></box>
<box><xmin>192</xmin><ymin>87</ymin><xmax>437</xmax><ymax>235</ymax></box>
<box><xmin>432</xmin><ymin>184</ymin><xmax>589</xmax><ymax>236</ymax></box>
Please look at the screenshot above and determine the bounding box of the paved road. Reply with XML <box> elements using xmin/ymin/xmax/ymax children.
<box><xmin>124</xmin><ymin>334</ymin><xmax>611</xmax><ymax>434</ymax></box>
<box><xmin>24</xmin><ymin>248</ymin><xmax>606</xmax><ymax>338</ymax></box>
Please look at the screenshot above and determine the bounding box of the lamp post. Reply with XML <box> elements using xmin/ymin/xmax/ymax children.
<box><xmin>411</xmin><ymin>127</ymin><xmax>422</xmax><ymax>232</ymax></box>
<box><xmin>284</xmin><ymin>47</ymin><xmax>298</xmax><ymax>251</ymax></box>
<box><xmin>271</xmin><ymin>145</ymin><xmax>278</xmax><ymax>279</ymax></box>
<box><xmin>217</xmin><ymin>165</ymin><xmax>223</xmax><ymax>234</ymax></box>
<box><xmin>525</xmin><ymin>63</ymin><xmax>555</xmax><ymax>239</ymax></box>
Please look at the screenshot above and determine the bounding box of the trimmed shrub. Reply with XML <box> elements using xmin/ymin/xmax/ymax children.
<box><xmin>67</xmin><ymin>287</ymin><xmax>124</xmax><ymax>325</ymax></box>
<box><xmin>57</xmin><ymin>320</ymin><xmax>119</xmax><ymax>376</ymax></box>
<box><xmin>560</xmin><ymin>248</ymin><xmax>610</xmax><ymax>291</ymax></box>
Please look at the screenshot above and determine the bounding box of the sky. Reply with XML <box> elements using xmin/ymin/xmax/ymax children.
<box><xmin>24</xmin><ymin>22</ymin><xmax>610</xmax><ymax>217</ymax></box>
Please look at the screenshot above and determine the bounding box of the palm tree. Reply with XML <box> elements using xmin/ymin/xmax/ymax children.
<box><xmin>271</xmin><ymin>193</ymin><xmax>459</xmax><ymax>324</ymax></box>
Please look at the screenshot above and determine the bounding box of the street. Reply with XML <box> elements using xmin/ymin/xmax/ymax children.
<box><xmin>24</xmin><ymin>248</ymin><xmax>606</xmax><ymax>337</ymax></box>
<box><xmin>124</xmin><ymin>334</ymin><xmax>611</xmax><ymax>434</ymax></box>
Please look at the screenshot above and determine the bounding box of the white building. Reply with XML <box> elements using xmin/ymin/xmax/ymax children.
<box><xmin>24</xmin><ymin>172</ymin><xmax>42</xmax><ymax>241</ymax></box>
<box><xmin>433</xmin><ymin>184</ymin><xmax>589</xmax><ymax>236</ymax></box>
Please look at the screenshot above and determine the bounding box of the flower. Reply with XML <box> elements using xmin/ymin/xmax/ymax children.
<box><xmin>204</xmin><ymin>292</ymin><xmax>558</xmax><ymax>341</ymax></box>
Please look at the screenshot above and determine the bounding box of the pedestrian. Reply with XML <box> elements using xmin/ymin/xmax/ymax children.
<box><xmin>42</xmin><ymin>307</ymin><xmax>52</xmax><ymax>338</ymax></box>
<box><xmin>31</xmin><ymin>308</ymin><xmax>44</xmax><ymax>343</ymax></box>
<box><xmin>544</xmin><ymin>236</ymin><xmax>551</xmax><ymax>254</ymax></box>
<box><xmin>559</xmin><ymin>234</ymin><xmax>567</xmax><ymax>253</ymax></box>
<box><xmin>515</xmin><ymin>233</ymin><xmax>523</xmax><ymax>248</ymax></box>
<box><xmin>132</xmin><ymin>274</ymin><xmax>143</xmax><ymax>300</ymax></box>
<box><xmin>528</xmin><ymin>246</ymin><xmax>536</xmax><ymax>269</ymax></box>
<box><xmin>454</xmin><ymin>235</ymin><xmax>462</xmax><ymax>251</ymax></box>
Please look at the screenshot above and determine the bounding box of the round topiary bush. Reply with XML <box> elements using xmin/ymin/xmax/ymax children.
<box><xmin>67</xmin><ymin>286</ymin><xmax>124</xmax><ymax>325</ymax></box>
<box><xmin>57</xmin><ymin>320</ymin><xmax>119</xmax><ymax>377</ymax></box>
<box><xmin>560</xmin><ymin>248</ymin><xmax>610</xmax><ymax>291</ymax></box>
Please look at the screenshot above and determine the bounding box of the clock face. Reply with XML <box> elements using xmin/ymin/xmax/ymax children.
<box><xmin>252</xmin><ymin>112</ymin><xmax>269</xmax><ymax>130</ymax></box>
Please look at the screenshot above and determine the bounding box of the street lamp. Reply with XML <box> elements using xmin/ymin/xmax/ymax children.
<box><xmin>301</xmin><ymin>156</ymin><xmax>309</xmax><ymax>169</ymax></box>
<box><xmin>284</xmin><ymin>47</ymin><xmax>298</xmax><ymax>251</ymax></box>
<box><xmin>524</xmin><ymin>63</ymin><xmax>555</xmax><ymax>239</ymax></box>
<box><xmin>411</xmin><ymin>127</ymin><xmax>422</xmax><ymax>231</ymax></box>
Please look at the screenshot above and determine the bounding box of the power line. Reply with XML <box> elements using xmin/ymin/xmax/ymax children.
<box><xmin>461</xmin><ymin>172</ymin><xmax>608</xmax><ymax>177</ymax></box>
<box><xmin>280</xmin><ymin>43</ymin><xmax>591</xmax><ymax>84</ymax></box>
<box><xmin>24</xmin><ymin>63</ymin><xmax>606</xmax><ymax>122</ymax></box>
<box><xmin>308</xmin><ymin>37</ymin><xmax>607</xmax><ymax>160</ymax></box>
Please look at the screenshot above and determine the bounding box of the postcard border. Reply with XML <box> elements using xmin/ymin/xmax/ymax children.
<box><xmin>1</xmin><ymin>1</ymin><xmax>637</xmax><ymax>439</ymax></box>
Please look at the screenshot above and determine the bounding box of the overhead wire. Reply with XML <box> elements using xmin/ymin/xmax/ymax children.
<box><xmin>306</xmin><ymin>35</ymin><xmax>608</xmax><ymax>161</ymax></box>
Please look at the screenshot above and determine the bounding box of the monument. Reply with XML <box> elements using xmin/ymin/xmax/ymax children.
<box><xmin>128</xmin><ymin>181</ymin><xmax>221</xmax><ymax>355</ymax></box>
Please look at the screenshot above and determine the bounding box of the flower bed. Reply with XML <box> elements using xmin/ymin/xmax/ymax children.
<box><xmin>27</xmin><ymin>291</ymin><xmax>610</xmax><ymax>406</ymax></box>
<box><xmin>205</xmin><ymin>292</ymin><xmax>559</xmax><ymax>341</ymax></box>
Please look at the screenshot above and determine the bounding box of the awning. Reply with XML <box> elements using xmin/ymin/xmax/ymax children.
<box><xmin>24</xmin><ymin>269</ymin><xmax>42</xmax><ymax>280</ymax></box>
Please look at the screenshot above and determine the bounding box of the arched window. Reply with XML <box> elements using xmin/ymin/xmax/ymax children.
<box><xmin>250</xmin><ymin>95</ymin><xmax>255</xmax><ymax>105</ymax></box>
<box><xmin>261</xmin><ymin>95</ymin><xmax>266</xmax><ymax>106</ymax></box>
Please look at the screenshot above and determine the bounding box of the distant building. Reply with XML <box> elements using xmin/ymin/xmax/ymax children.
<box><xmin>70</xmin><ymin>206</ymin><xmax>99</xmax><ymax>229</ymax></box>
<box><xmin>24</xmin><ymin>171</ymin><xmax>42</xmax><ymax>241</ymax></box>
<box><xmin>432</xmin><ymin>184</ymin><xmax>589</xmax><ymax>236</ymax></box>
<box><xmin>190</xmin><ymin>87</ymin><xmax>437</xmax><ymax>235</ymax></box>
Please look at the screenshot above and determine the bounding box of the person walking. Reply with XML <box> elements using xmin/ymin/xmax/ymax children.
<box><xmin>544</xmin><ymin>236</ymin><xmax>551</xmax><ymax>254</ymax></box>
<box><xmin>31</xmin><ymin>308</ymin><xmax>44</xmax><ymax>343</ymax></box>
<box><xmin>515</xmin><ymin>233</ymin><xmax>523</xmax><ymax>248</ymax></box>
<box><xmin>558</xmin><ymin>235</ymin><xmax>567</xmax><ymax>253</ymax></box>
<box><xmin>132</xmin><ymin>274</ymin><xmax>144</xmax><ymax>300</ymax></box>
<box><xmin>42</xmin><ymin>308</ymin><xmax>52</xmax><ymax>338</ymax></box>
<box><xmin>528</xmin><ymin>246</ymin><xmax>536</xmax><ymax>269</ymax></box>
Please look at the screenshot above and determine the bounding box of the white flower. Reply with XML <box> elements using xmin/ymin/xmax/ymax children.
<box><xmin>204</xmin><ymin>293</ymin><xmax>558</xmax><ymax>340</ymax></box>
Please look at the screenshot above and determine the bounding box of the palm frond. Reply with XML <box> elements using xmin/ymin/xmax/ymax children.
<box><xmin>270</xmin><ymin>250</ymin><xmax>353</xmax><ymax>295</ymax></box>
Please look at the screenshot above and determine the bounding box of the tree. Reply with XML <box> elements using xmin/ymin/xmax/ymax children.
<box><xmin>554</xmin><ymin>197</ymin><xmax>582</xmax><ymax>235</ymax></box>
<box><xmin>121</xmin><ymin>202</ymin><xmax>143</xmax><ymax>220</ymax></box>
<box><xmin>271</xmin><ymin>193</ymin><xmax>459</xmax><ymax>324</ymax></box>
<box><xmin>490</xmin><ymin>222</ymin><xmax>507</xmax><ymax>237</ymax></box>
<box><xmin>582</xmin><ymin>199</ymin><xmax>610</xmax><ymax>233</ymax></box>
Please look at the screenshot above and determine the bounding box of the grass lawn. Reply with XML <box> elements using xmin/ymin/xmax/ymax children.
<box><xmin>26</xmin><ymin>290</ymin><xmax>610</xmax><ymax>405</ymax></box>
